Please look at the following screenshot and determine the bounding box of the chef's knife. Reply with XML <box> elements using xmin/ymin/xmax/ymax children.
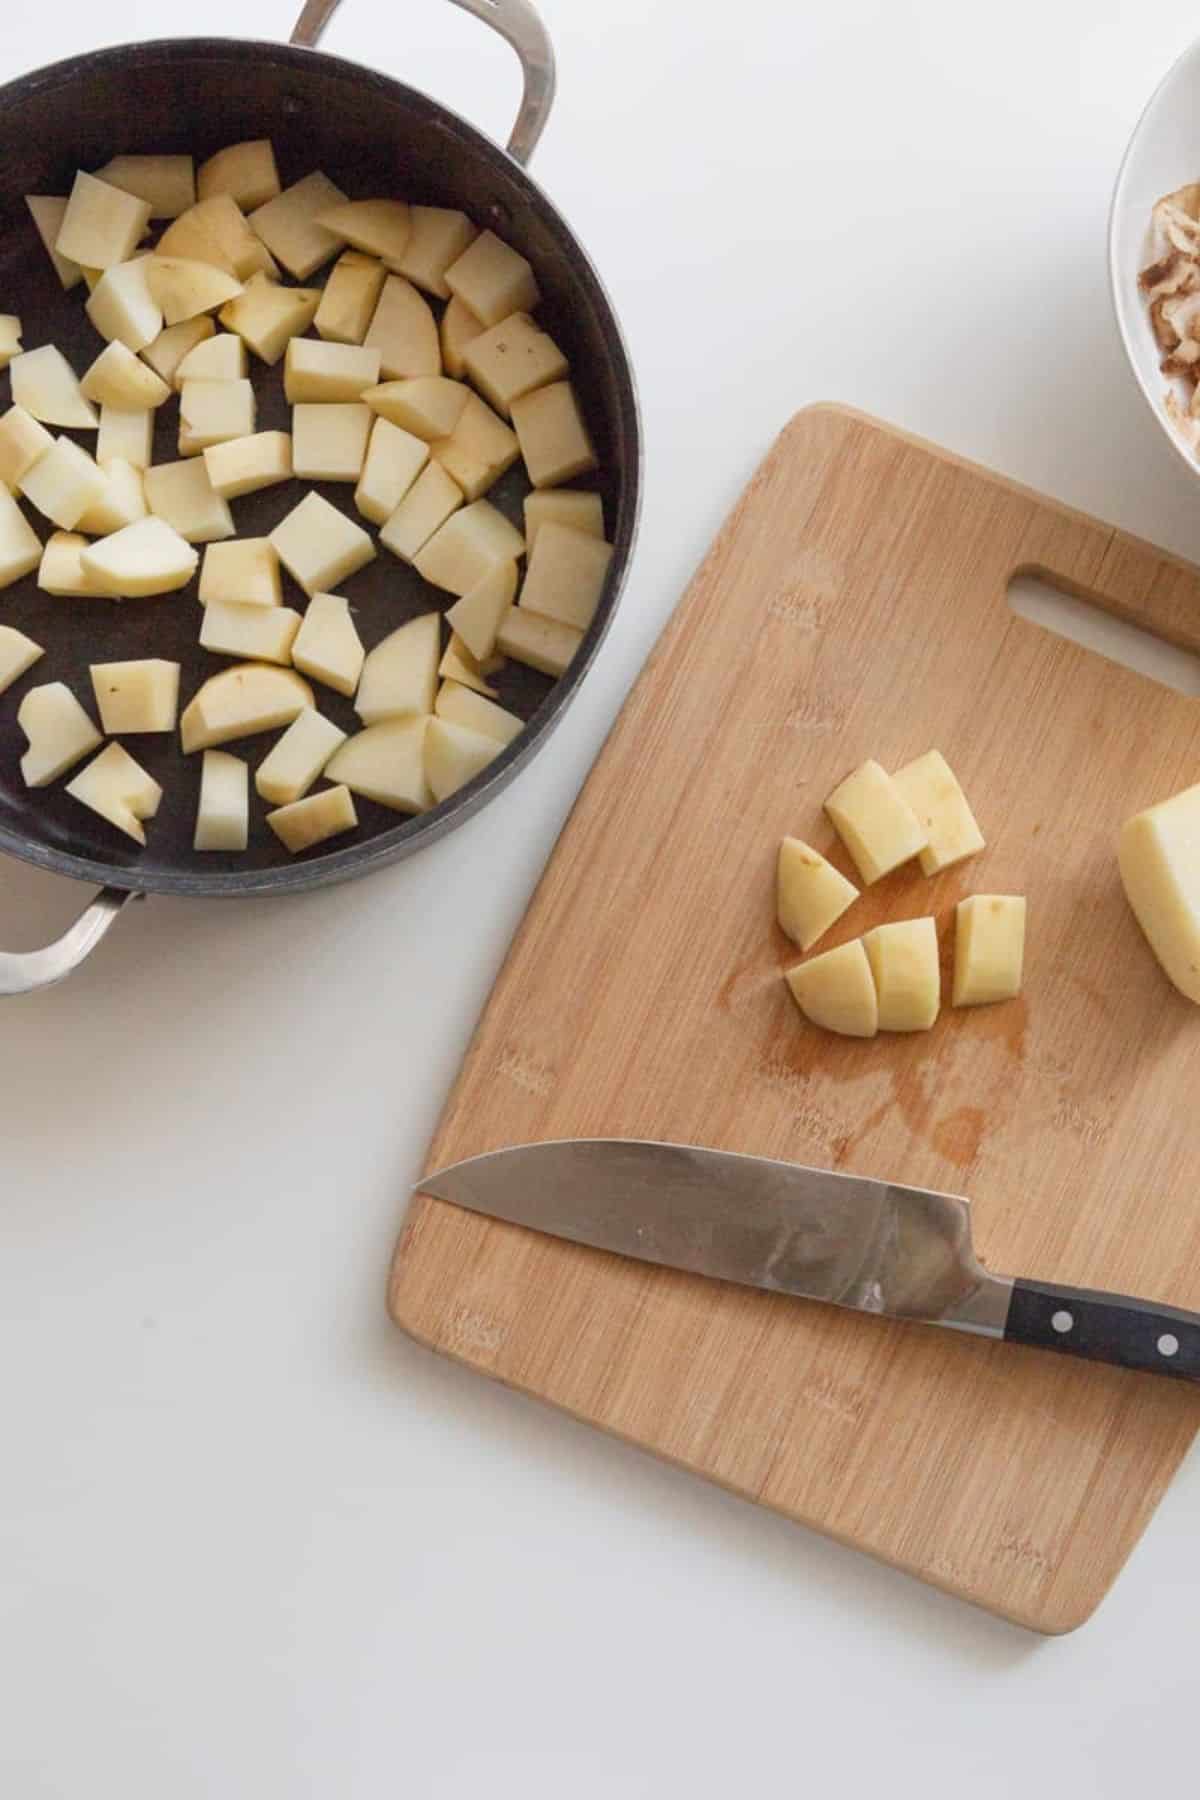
<box><xmin>418</xmin><ymin>1139</ymin><xmax>1200</xmax><ymax>1381</ymax></box>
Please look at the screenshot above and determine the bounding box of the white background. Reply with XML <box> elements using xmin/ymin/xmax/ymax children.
<box><xmin>3</xmin><ymin>1</ymin><xmax>1200</xmax><ymax>1793</ymax></box>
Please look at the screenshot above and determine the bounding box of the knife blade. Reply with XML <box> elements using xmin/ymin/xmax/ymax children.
<box><xmin>417</xmin><ymin>1138</ymin><xmax>1200</xmax><ymax>1382</ymax></box>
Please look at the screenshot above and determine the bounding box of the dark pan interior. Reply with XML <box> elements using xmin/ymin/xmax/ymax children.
<box><xmin>0</xmin><ymin>39</ymin><xmax>639</xmax><ymax>896</ymax></box>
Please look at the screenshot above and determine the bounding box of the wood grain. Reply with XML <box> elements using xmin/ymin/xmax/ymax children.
<box><xmin>388</xmin><ymin>405</ymin><xmax>1200</xmax><ymax>1634</ymax></box>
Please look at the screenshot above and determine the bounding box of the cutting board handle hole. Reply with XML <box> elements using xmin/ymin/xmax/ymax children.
<box><xmin>1008</xmin><ymin>569</ymin><xmax>1200</xmax><ymax>696</ymax></box>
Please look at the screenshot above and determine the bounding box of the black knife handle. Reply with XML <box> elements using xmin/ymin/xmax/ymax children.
<box><xmin>1005</xmin><ymin>1279</ymin><xmax>1200</xmax><ymax>1382</ymax></box>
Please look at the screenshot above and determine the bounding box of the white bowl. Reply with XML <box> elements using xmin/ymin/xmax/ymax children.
<box><xmin>1110</xmin><ymin>35</ymin><xmax>1200</xmax><ymax>477</ymax></box>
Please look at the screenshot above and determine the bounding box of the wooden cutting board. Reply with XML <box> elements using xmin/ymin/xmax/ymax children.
<box><xmin>389</xmin><ymin>405</ymin><xmax>1200</xmax><ymax>1634</ymax></box>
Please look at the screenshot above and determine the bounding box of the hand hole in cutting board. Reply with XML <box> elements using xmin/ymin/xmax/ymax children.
<box><xmin>1008</xmin><ymin>570</ymin><xmax>1200</xmax><ymax>696</ymax></box>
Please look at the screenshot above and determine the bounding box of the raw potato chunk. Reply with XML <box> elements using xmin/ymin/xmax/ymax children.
<box><xmin>776</xmin><ymin>838</ymin><xmax>858</xmax><ymax>952</ymax></box>
<box><xmin>220</xmin><ymin>274</ymin><xmax>321</xmax><ymax>364</ymax></box>
<box><xmin>180</xmin><ymin>664</ymin><xmax>314</xmax><ymax>752</ymax></box>
<box><xmin>0</xmin><ymin>317</ymin><xmax>22</xmax><ymax>372</ymax></box>
<box><xmin>315</xmin><ymin>252</ymin><xmax>386</xmax><ymax>345</ymax></box>
<box><xmin>76</xmin><ymin>458</ymin><xmax>148</xmax><ymax>536</ymax></box>
<box><xmin>363</xmin><ymin>376</ymin><xmax>468</xmax><ymax>441</ymax></box>
<box><xmin>267</xmin><ymin>784</ymin><xmax>358</xmax><ymax>853</ymax></box>
<box><xmin>65</xmin><ymin>742</ymin><xmax>161</xmax><ymax>844</ymax></box>
<box><xmin>430</xmin><ymin>391</ymin><xmax>519</xmax><ymax>501</ymax></box>
<box><xmin>194</xmin><ymin>750</ymin><xmax>249</xmax><ymax>851</ymax></box>
<box><xmin>179</xmin><ymin>378</ymin><xmax>256</xmax><ymax>454</ymax></box>
<box><xmin>90</xmin><ymin>658</ymin><xmax>180</xmax><ymax>733</ymax></box>
<box><xmin>204</xmin><ymin>431</ymin><xmax>293</xmax><ymax>499</ymax></box>
<box><xmin>439</xmin><ymin>634</ymin><xmax>501</xmax><ymax>698</ymax></box>
<box><xmin>440</xmin><ymin>295</ymin><xmax>484</xmax><ymax>378</ymax></box>
<box><xmin>435</xmin><ymin>679</ymin><xmax>522</xmax><ymax>745</ymax></box>
<box><xmin>953</xmin><ymin>895</ymin><xmax>1026</xmax><ymax>1007</ymax></box>
<box><xmin>519</xmin><ymin>522</ymin><xmax>613</xmax><ymax>632</ymax></box>
<box><xmin>364</xmin><ymin>276</ymin><xmax>440</xmax><ymax>379</ymax></box>
<box><xmin>269</xmin><ymin>492</ymin><xmax>375</xmax><ymax>595</ymax></box>
<box><xmin>291</xmin><ymin>592</ymin><xmax>365</xmax><ymax>698</ymax></box>
<box><xmin>176</xmin><ymin>334</ymin><xmax>248</xmax><ymax>382</ymax></box>
<box><xmin>379</xmin><ymin>462</ymin><xmax>462</xmax><ymax>562</ymax></box>
<box><xmin>145</xmin><ymin>256</ymin><xmax>243</xmax><ymax>326</ymax></box>
<box><xmin>0</xmin><ymin>406</ymin><xmax>53</xmax><ymax>490</ymax></box>
<box><xmin>356</xmin><ymin>613</ymin><xmax>441</xmax><ymax>723</ymax></box>
<box><xmin>864</xmin><ymin>918</ymin><xmax>940</xmax><ymax>1031</ymax></box>
<box><xmin>354</xmin><ymin>417</ymin><xmax>429</xmax><ymax>526</ymax></box>
<box><xmin>39</xmin><ymin>532</ymin><xmax>116</xmax><ymax>599</ymax></box>
<box><xmin>159</xmin><ymin>197</ymin><xmax>276</xmax><ymax>281</ymax></box>
<box><xmin>0</xmin><ymin>488</ymin><xmax>43</xmax><ymax>589</ymax></box>
<box><xmin>325</xmin><ymin>718</ymin><xmax>430</xmax><ymax>814</ymax></box>
<box><xmin>57</xmin><ymin>171</ymin><xmax>151</xmax><ymax>270</ymax></box>
<box><xmin>26</xmin><ymin>195</ymin><xmax>82</xmax><ymax>289</ymax></box>
<box><xmin>153</xmin><ymin>207</ymin><xmax>234</xmax><ymax>278</ymax></box>
<box><xmin>425</xmin><ymin>716</ymin><xmax>501</xmax><ymax>802</ymax></box>
<box><xmin>199</xmin><ymin>539</ymin><xmax>282</xmax><ymax>608</ymax></box>
<box><xmin>824</xmin><ymin>760</ymin><xmax>928</xmax><ymax>886</ymax></box>
<box><xmin>395</xmin><ymin>206</ymin><xmax>476</xmax><ymax>298</ymax></box>
<box><xmin>0</xmin><ymin>626</ymin><xmax>44</xmax><ymax>694</ymax></box>
<box><xmin>81</xmin><ymin>341</ymin><xmax>171</xmax><ymax>410</ymax></box>
<box><xmin>200</xmin><ymin>601</ymin><xmax>302</xmax><ymax>665</ymax></box>
<box><xmin>285</xmin><ymin>339</ymin><xmax>381</xmax><ymax>402</ymax></box>
<box><xmin>256</xmin><ymin>707</ymin><xmax>347</xmax><ymax>805</ymax></box>
<box><xmin>291</xmin><ymin>403</ymin><xmax>372</xmax><ymax>482</ymax></box>
<box><xmin>11</xmin><ymin>346</ymin><xmax>98</xmax><ymax>430</ymax></box>
<box><xmin>316</xmin><ymin>199</ymin><xmax>411</xmax><ymax>266</ymax></box>
<box><xmin>141</xmin><ymin>316</ymin><xmax>214</xmax><ymax>385</ymax></box>
<box><xmin>413</xmin><ymin>500</ymin><xmax>524</xmax><ymax>596</ymax></box>
<box><xmin>785</xmin><ymin>939</ymin><xmax>878</xmax><ymax>1038</ymax></box>
<box><xmin>248</xmin><ymin>172</ymin><xmax>348</xmax><ymax>279</ymax></box>
<box><xmin>524</xmin><ymin>489</ymin><xmax>604</xmax><ymax>548</ymax></box>
<box><xmin>495</xmin><ymin>605</ymin><xmax>582</xmax><ymax>677</ymax></box>
<box><xmin>445</xmin><ymin>229</ymin><xmax>538</xmax><ymax>327</ymax></box>
<box><xmin>464</xmin><ymin>313</ymin><xmax>567</xmax><ymax>416</ymax></box>
<box><xmin>197</xmin><ymin>141</ymin><xmax>281</xmax><ymax>212</ymax></box>
<box><xmin>512</xmin><ymin>380</ymin><xmax>597</xmax><ymax>487</ymax></box>
<box><xmin>97</xmin><ymin>407</ymin><xmax>153</xmax><ymax>470</ymax></box>
<box><xmin>893</xmin><ymin>750</ymin><xmax>984</xmax><ymax>876</ymax></box>
<box><xmin>22</xmin><ymin>439</ymin><xmax>106</xmax><ymax>530</ymax></box>
<box><xmin>446</xmin><ymin>560</ymin><xmax>518</xmax><ymax>662</ymax></box>
<box><xmin>18</xmin><ymin>682</ymin><xmax>102</xmax><ymax>786</ymax></box>
<box><xmin>87</xmin><ymin>259</ymin><xmax>162</xmax><ymax>353</ymax></box>
<box><xmin>80</xmin><ymin>517</ymin><xmax>198</xmax><ymax>597</ymax></box>
<box><xmin>145</xmin><ymin>457</ymin><xmax>234</xmax><ymax>542</ymax></box>
<box><xmin>96</xmin><ymin>155</ymin><xmax>194</xmax><ymax>219</ymax></box>
<box><xmin>1119</xmin><ymin>783</ymin><xmax>1200</xmax><ymax>1001</ymax></box>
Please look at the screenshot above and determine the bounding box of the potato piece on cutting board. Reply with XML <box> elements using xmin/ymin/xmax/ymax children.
<box><xmin>18</xmin><ymin>682</ymin><xmax>102</xmax><ymax>786</ymax></box>
<box><xmin>777</xmin><ymin>838</ymin><xmax>858</xmax><ymax>952</ymax></box>
<box><xmin>1119</xmin><ymin>782</ymin><xmax>1200</xmax><ymax>1002</ymax></box>
<box><xmin>892</xmin><ymin>750</ymin><xmax>984</xmax><ymax>876</ymax></box>
<box><xmin>90</xmin><ymin>659</ymin><xmax>180</xmax><ymax>734</ymax></box>
<box><xmin>194</xmin><ymin>750</ymin><xmax>248</xmax><ymax>851</ymax></box>
<box><xmin>824</xmin><ymin>759</ymin><xmax>928</xmax><ymax>885</ymax></box>
<box><xmin>863</xmin><ymin>918</ymin><xmax>940</xmax><ymax>1031</ymax></box>
<box><xmin>953</xmin><ymin>895</ymin><xmax>1026</xmax><ymax>1007</ymax></box>
<box><xmin>785</xmin><ymin>938</ymin><xmax>878</xmax><ymax>1038</ymax></box>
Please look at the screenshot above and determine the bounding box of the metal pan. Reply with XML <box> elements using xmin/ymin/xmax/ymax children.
<box><xmin>0</xmin><ymin>0</ymin><xmax>641</xmax><ymax>992</ymax></box>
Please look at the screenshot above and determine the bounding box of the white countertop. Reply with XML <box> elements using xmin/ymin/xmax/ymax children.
<box><xmin>5</xmin><ymin>1</ymin><xmax>1200</xmax><ymax>1791</ymax></box>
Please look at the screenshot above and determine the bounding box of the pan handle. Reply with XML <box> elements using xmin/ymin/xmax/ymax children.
<box><xmin>0</xmin><ymin>886</ymin><xmax>134</xmax><ymax>997</ymax></box>
<box><xmin>289</xmin><ymin>0</ymin><xmax>557</xmax><ymax>168</ymax></box>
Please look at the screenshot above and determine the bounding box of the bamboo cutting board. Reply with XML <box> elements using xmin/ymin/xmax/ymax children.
<box><xmin>389</xmin><ymin>405</ymin><xmax>1200</xmax><ymax>1633</ymax></box>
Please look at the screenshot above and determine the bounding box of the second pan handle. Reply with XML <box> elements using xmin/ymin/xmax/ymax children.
<box><xmin>289</xmin><ymin>0</ymin><xmax>557</xmax><ymax>168</ymax></box>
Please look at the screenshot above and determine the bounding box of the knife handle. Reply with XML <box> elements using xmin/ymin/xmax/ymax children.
<box><xmin>1005</xmin><ymin>1279</ymin><xmax>1200</xmax><ymax>1382</ymax></box>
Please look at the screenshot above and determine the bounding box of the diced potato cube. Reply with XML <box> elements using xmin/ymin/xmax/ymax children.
<box><xmin>145</xmin><ymin>256</ymin><xmax>243</xmax><ymax>326</ymax></box>
<box><xmin>440</xmin><ymin>295</ymin><xmax>484</xmax><ymax>378</ymax></box>
<box><xmin>434</xmin><ymin>679</ymin><xmax>522</xmax><ymax>745</ymax></box>
<box><xmin>200</xmin><ymin>600</ymin><xmax>302</xmax><ymax>665</ymax></box>
<box><xmin>953</xmin><ymin>896</ymin><xmax>1026</xmax><ymax>1007</ymax></box>
<box><xmin>494</xmin><ymin>604</ymin><xmax>582</xmax><ymax>678</ymax></box>
<box><xmin>199</xmin><ymin>539</ymin><xmax>282</xmax><ymax>608</ymax></box>
<box><xmin>523</xmin><ymin>488</ymin><xmax>604</xmax><ymax>549</ymax></box>
<box><xmin>197</xmin><ymin>140</ymin><xmax>281</xmax><ymax>212</ymax></box>
<box><xmin>825</xmin><ymin>760</ymin><xmax>928</xmax><ymax>886</ymax></box>
<box><xmin>892</xmin><ymin>750</ymin><xmax>985</xmax><ymax>876</ymax></box>
<box><xmin>81</xmin><ymin>340</ymin><xmax>170</xmax><ymax>410</ymax></box>
<box><xmin>315</xmin><ymin>251</ymin><xmax>387</xmax><ymax>346</ymax></box>
<box><xmin>76</xmin><ymin>458</ymin><xmax>147</xmax><ymax>536</ymax></box>
<box><xmin>10</xmin><ymin>346</ymin><xmax>98</xmax><ymax>430</ymax></box>
<box><xmin>445</xmin><ymin>229</ymin><xmax>538</xmax><ymax>327</ymax></box>
<box><xmin>219</xmin><ymin>273</ymin><xmax>320</xmax><ymax>364</ymax></box>
<box><xmin>203</xmin><ymin>430</ymin><xmax>293</xmax><ymax>500</ymax></box>
<box><xmin>464</xmin><ymin>313</ymin><xmax>567</xmax><ymax>417</ymax></box>
<box><xmin>267</xmin><ymin>784</ymin><xmax>358</xmax><ymax>853</ymax></box>
<box><xmin>194</xmin><ymin>750</ymin><xmax>249</xmax><ymax>851</ymax></box>
<box><xmin>776</xmin><ymin>838</ymin><xmax>858</xmax><ymax>952</ymax></box>
<box><xmin>179</xmin><ymin>378</ymin><xmax>256</xmax><ymax>455</ymax></box>
<box><xmin>65</xmin><ymin>742</ymin><xmax>162</xmax><ymax>843</ymax></box>
<box><xmin>26</xmin><ymin>195</ymin><xmax>82</xmax><ymax>290</ymax></box>
<box><xmin>0</xmin><ymin>406</ymin><xmax>53</xmax><ymax>490</ymax></box>
<box><xmin>364</xmin><ymin>375</ymin><xmax>469</xmax><ymax>441</ymax></box>
<box><xmin>160</xmin><ymin>196</ymin><xmax>275</xmax><ymax>280</ymax></box>
<box><xmin>145</xmin><ymin>457</ymin><xmax>234</xmax><ymax>542</ymax></box>
<box><xmin>291</xmin><ymin>592</ymin><xmax>365</xmax><ymax>698</ymax></box>
<box><xmin>864</xmin><ymin>918</ymin><xmax>940</xmax><ymax>1031</ymax></box>
<box><xmin>445</xmin><ymin>560</ymin><xmax>518</xmax><ymax>662</ymax></box>
<box><xmin>175</xmin><ymin>333</ymin><xmax>248</xmax><ymax>382</ymax></box>
<box><xmin>180</xmin><ymin>664</ymin><xmax>314</xmax><ymax>752</ymax></box>
<box><xmin>413</xmin><ymin>499</ymin><xmax>524</xmax><ymax>596</ymax></box>
<box><xmin>429</xmin><ymin>390</ymin><xmax>519</xmax><ymax>501</ymax></box>
<box><xmin>785</xmin><ymin>939</ymin><xmax>878</xmax><ymax>1037</ymax></box>
<box><xmin>438</xmin><ymin>633</ymin><xmax>501</xmax><ymax>698</ymax></box>
<box><xmin>316</xmin><ymin>199</ymin><xmax>410</xmax><ymax>266</ymax></box>
<box><xmin>0</xmin><ymin>625</ymin><xmax>44</xmax><ymax>694</ymax></box>
<box><xmin>79</xmin><ymin>517</ymin><xmax>198</xmax><ymax>597</ymax></box>
<box><xmin>269</xmin><ymin>492</ymin><xmax>375</xmax><ymax>595</ymax></box>
<box><xmin>153</xmin><ymin>208</ymin><xmax>235</xmax><ymax>277</ymax></box>
<box><xmin>21</xmin><ymin>438</ymin><xmax>106</xmax><ymax>531</ymax></box>
<box><xmin>364</xmin><ymin>275</ymin><xmax>440</xmax><ymax>380</ymax></box>
<box><xmin>39</xmin><ymin>531</ymin><xmax>117</xmax><ymax>599</ymax></box>
<box><xmin>248</xmin><ymin>172</ymin><xmax>347</xmax><ymax>279</ymax></box>
<box><xmin>0</xmin><ymin>488</ymin><xmax>42</xmax><ymax>590</ymax></box>
<box><xmin>512</xmin><ymin>380</ymin><xmax>596</xmax><ymax>488</ymax></box>
<box><xmin>0</xmin><ymin>316</ymin><xmax>23</xmax><ymax>372</ymax></box>
<box><xmin>140</xmin><ymin>316</ymin><xmax>214</xmax><ymax>385</ymax></box>
<box><xmin>285</xmin><ymin>339</ymin><xmax>381</xmax><ymax>403</ymax></box>
<box><xmin>291</xmin><ymin>402</ymin><xmax>372</xmax><ymax>482</ymax></box>
<box><xmin>324</xmin><ymin>718</ymin><xmax>430</xmax><ymax>813</ymax></box>
<box><xmin>95</xmin><ymin>155</ymin><xmax>195</xmax><ymax>219</ymax></box>
<box><xmin>57</xmin><ymin>171</ymin><xmax>151</xmax><ymax>270</ymax></box>
<box><xmin>354</xmin><ymin>417</ymin><xmax>428</xmax><ymax>526</ymax></box>
<box><xmin>356</xmin><ymin>613</ymin><xmax>441</xmax><ymax>723</ymax></box>
<box><xmin>396</xmin><ymin>206</ymin><xmax>476</xmax><ymax>299</ymax></box>
<box><xmin>425</xmin><ymin>715</ymin><xmax>501</xmax><ymax>803</ymax></box>
<box><xmin>255</xmin><ymin>707</ymin><xmax>347</xmax><ymax>805</ymax></box>
<box><xmin>97</xmin><ymin>406</ymin><xmax>153</xmax><ymax>470</ymax></box>
<box><xmin>379</xmin><ymin>461</ymin><xmax>462</xmax><ymax>562</ymax></box>
<box><xmin>18</xmin><ymin>681</ymin><xmax>102</xmax><ymax>786</ymax></box>
<box><xmin>1120</xmin><ymin>783</ymin><xmax>1200</xmax><ymax>1001</ymax></box>
<box><xmin>86</xmin><ymin>258</ymin><xmax>163</xmax><ymax>353</ymax></box>
<box><xmin>90</xmin><ymin>658</ymin><xmax>180</xmax><ymax>733</ymax></box>
<box><xmin>519</xmin><ymin>521</ymin><xmax>613</xmax><ymax>632</ymax></box>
